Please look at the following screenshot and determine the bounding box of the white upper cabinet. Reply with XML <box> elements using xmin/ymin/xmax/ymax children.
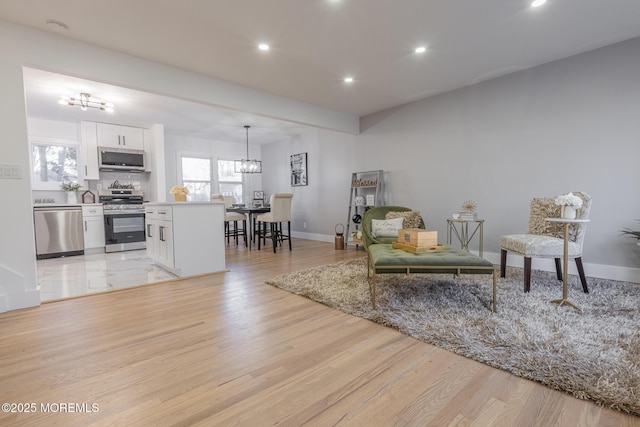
<box><xmin>96</xmin><ymin>123</ymin><xmax>144</xmax><ymax>150</ymax></box>
<box><xmin>80</xmin><ymin>121</ymin><xmax>149</xmax><ymax>179</ymax></box>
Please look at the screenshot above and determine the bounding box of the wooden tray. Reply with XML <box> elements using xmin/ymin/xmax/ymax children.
<box><xmin>391</xmin><ymin>241</ymin><xmax>445</xmax><ymax>254</ymax></box>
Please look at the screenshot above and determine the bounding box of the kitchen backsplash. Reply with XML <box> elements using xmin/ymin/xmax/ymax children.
<box><xmin>96</xmin><ymin>171</ymin><xmax>150</xmax><ymax>193</ymax></box>
<box><xmin>32</xmin><ymin>171</ymin><xmax>152</xmax><ymax>204</ymax></box>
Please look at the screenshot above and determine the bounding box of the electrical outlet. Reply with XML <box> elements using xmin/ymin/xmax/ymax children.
<box><xmin>303</xmin><ymin>222</ymin><xmax>307</xmax><ymax>229</ymax></box>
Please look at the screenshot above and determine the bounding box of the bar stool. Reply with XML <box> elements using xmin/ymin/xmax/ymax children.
<box><xmin>256</xmin><ymin>193</ymin><xmax>293</xmax><ymax>252</ymax></box>
<box><xmin>212</xmin><ymin>194</ymin><xmax>247</xmax><ymax>247</ymax></box>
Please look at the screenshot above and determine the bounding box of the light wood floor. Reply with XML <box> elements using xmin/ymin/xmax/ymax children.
<box><xmin>1</xmin><ymin>239</ymin><xmax>638</xmax><ymax>426</ymax></box>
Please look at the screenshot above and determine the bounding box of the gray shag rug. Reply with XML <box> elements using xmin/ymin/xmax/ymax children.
<box><xmin>266</xmin><ymin>257</ymin><xmax>640</xmax><ymax>415</ymax></box>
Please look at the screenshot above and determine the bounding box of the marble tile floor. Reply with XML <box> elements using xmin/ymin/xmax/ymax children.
<box><xmin>37</xmin><ymin>249</ymin><xmax>177</xmax><ymax>302</ymax></box>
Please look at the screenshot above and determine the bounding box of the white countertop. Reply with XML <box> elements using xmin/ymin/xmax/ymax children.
<box><xmin>33</xmin><ymin>203</ymin><xmax>102</xmax><ymax>208</ymax></box>
<box><xmin>145</xmin><ymin>201</ymin><xmax>224</xmax><ymax>206</ymax></box>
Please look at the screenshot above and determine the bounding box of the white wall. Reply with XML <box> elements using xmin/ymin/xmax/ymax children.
<box><xmin>261</xmin><ymin>128</ymin><xmax>357</xmax><ymax>241</ymax></box>
<box><xmin>0</xmin><ymin>20</ymin><xmax>357</xmax><ymax>312</ymax></box>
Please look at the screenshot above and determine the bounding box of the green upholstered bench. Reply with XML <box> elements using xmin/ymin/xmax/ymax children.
<box><xmin>366</xmin><ymin>244</ymin><xmax>497</xmax><ymax>311</ymax></box>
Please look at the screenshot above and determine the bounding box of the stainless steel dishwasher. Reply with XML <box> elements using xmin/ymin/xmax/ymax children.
<box><xmin>33</xmin><ymin>205</ymin><xmax>84</xmax><ymax>259</ymax></box>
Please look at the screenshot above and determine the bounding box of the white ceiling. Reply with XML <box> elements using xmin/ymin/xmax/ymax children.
<box><xmin>3</xmin><ymin>0</ymin><xmax>640</xmax><ymax>142</ymax></box>
<box><xmin>21</xmin><ymin>68</ymin><xmax>310</xmax><ymax>145</ymax></box>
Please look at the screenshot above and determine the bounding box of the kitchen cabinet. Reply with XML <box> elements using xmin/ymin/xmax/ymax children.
<box><xmin>145</xmin><ymin>206</ymin><xmax>157</xmax><ymax>263</ymax></box>
<box><xmin>145</xmin><ymin>202</ymin><xmax>225</xmax><ymax>277</ymax></box>
<box><xmin>156</xmin><ymin>218</ymin><xmax>174</xmax><ymax>268</ymax></box>
<box><xmin>80</xmin><ymin>121</ymin><xmax>100</xmax><ymax>180</ymax></box>
<box><xmin>82</xmin><ymin>204</ymin><xmax>105</xmax><ymax>253</ymax></box>
<box><xmin>97</xmin><ymin>123</ymin><xmax>144</xmax><ymax>150</ymax></box>
<box><xmin>145</xmin><ymin>205</ymin><xmax>174</xmax><ymax>269</ymax></box>
<box><xmin>80</xmin><ymin>121</ymin><xmax>147</xmax><ymax>178</ymax></box>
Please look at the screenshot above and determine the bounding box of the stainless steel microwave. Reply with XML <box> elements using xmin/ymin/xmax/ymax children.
<box><xmin>98</xmin><ymin>147</ymin><xmax>145</xmax><ymax>172</ymax></box>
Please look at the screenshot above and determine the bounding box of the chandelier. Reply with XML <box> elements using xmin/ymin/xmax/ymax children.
<box><xmin>234</xmin><ymin>125</ymin><xmax>262</xmax><ymax>174</ymax></box>
<box><xmin>59</xmin><ymin>93</ymin><xmax>114</xmax><ymax>112</ymax></box>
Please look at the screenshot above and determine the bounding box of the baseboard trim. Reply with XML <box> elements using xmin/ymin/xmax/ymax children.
<box><xmin>292</xmin><ymin>233</ymin><xmax>640</xmax><ymax>284</ymax></box>
<box><xmin>0</xmin><ymin>265</ymin><xmax>41</xmax><ymax>313</ymax></box>
<box><xmin>476</xmin><ymin>251</ymin><xmax>640</xmax><ymax>284</ymax></box>
<box><xmin>291</xmin><ymin>231</ymin><xmax>333</xmax><ymax>243</ymax></box>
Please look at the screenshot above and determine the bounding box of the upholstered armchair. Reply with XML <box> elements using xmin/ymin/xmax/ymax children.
<box><xmin>362</xmin><ymin>206</ymin><xmax>425</xmax><ymax>249</ymax></box>
<box><xmin>500</xmin><ymin>192</ymin><xmax>591</xmax><ymax>293</ymax></box>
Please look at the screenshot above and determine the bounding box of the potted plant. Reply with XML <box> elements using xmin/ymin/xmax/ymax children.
<box><xmin>60</xmin><ymin>182</ymin><xmax>82</xmax><ymax>204</ymax></box>
<box><xmin>621</xmin><ymin>220</ymin><xmax>640</xmax><ymax>246</ymax></box>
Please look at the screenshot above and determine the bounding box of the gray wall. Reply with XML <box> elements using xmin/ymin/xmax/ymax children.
<box><xmin>263</xmin><ymin>36</ymin><xmax>640</xmax><ymax>281</ymax></box>
<box><xmin>360</xmin><ymin>36</ymin><xmax>640</xmax><ymax>281</ymax></box>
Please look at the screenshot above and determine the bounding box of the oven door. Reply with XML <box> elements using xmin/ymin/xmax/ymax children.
<box><xmin>104</xmin><ymin>212</ymin><xmax>146</xmax><ymax>252</ymax></box>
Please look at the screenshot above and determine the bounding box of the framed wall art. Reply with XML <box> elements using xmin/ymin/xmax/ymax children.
<box><xmin>290</xmin><ymin>152</ymin><xmax>308</xmax><ymax>187</ymax></box>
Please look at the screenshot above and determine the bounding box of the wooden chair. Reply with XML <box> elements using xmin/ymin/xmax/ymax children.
<box><xmin>256</xmin><ymin>193</ymin><xmax>293</xmax><ymax>252</ymax></box>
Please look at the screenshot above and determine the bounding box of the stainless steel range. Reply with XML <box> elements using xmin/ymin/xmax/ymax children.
<box><xmin>99</xmin><ymin>187</ymin><xmax>146</xmax><ymax>253</ymax></box>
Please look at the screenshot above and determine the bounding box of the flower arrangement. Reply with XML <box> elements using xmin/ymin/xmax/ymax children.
<box><xmin>60</xmin><ymin>182</ymin><xmax>82</xmax><ymax>192</ymax></box>
<box><xmin>554</xmin><ymin>192</ymin><xmax>583</xmax><ymax>209</ymax></box>
<box><xmin>462</xmin><ymin>200</ymin><xmax>477</xmax><ymax>213</ymax></box>
<box><xmin>169</xmin><ymin>186</ymin><xmax>189</xmax><ymax>196</ymax></box>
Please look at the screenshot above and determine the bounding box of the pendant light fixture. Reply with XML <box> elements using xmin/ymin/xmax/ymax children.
<box><xmin>234</xmin><ymin>125</ymin><xmax>262</xmax><ymax>174</ymax></box>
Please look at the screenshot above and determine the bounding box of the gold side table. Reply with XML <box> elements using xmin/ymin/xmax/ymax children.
<box><xmin>446</xmin><ymin>218</ymin><xmax>484</xmax><ymax>257</ymax></box>
<box><xmin>545</xmin><ymin>218</ymin><xmax>591</xmax><ymax>311</ymax></box>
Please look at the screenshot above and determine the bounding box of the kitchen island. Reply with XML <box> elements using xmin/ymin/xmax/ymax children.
<box><xmin>145</xmin><ymin>201</ymin><xmax>226</xmax><ymax>277</ymax></box>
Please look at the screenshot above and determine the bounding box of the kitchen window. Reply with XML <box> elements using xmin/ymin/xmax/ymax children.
<box><xmin>30</xmin><ymin>138</ymin><xmax>79</xmax><ymax>191</ymax></box>
<box><xmin>181</xmin><ymin>156</ymin><xmax>212</xmax><ymax>201</ymax></box>
<box><xmin>217</xmin><ymin>159</ymin><xmax>243</xmax><ymax>203</ymax></box>
<box><xmin>179</xmin><ymin>156</ymin><xmax>244</xmax><ymax>202</ymax></box>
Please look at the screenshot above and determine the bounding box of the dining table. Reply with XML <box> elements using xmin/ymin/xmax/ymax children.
<box><xmin>226</xmin><ymin>205</ymin><xmax>271</xmax><ymax>250</ymax></box>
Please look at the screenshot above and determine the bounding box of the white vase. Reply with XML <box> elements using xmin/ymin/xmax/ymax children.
<box><xmin>561</xmin><ymin>205</ymin><xmax>576</xmax><ymax>220</ymax></box>
<box><xmin>66</xmin><ymin>191</ymin><xmax>78</xmax><ymax>204</ymax></box>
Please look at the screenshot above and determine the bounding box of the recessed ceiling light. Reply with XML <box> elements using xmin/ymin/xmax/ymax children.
<box><xmin>415</xmin><ymin>46</ymin><xmax>427</xmax><ymax>54</ymax></box>
<box><xmin>344</xmin><ymin>77</ymin><xmax>354</xmax><ymax>83</ymax></box>
<box><xmin>531</xmin><ymin>0</ymin><xmax>547</xmax><ymax>7</ymax></box>
<box><xmin>258</xmin><ymin>43</ymin><xmax>270</xmax><ymax>51</ymax></box>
